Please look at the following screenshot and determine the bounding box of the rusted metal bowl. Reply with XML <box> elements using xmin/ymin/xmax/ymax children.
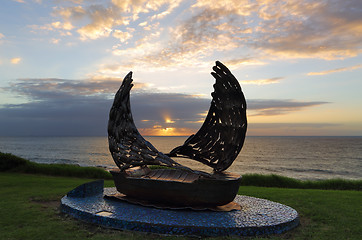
<box><xmin>110</xmin><ymin>168</ymin><xmax>241</xmax><ymax>207</ymax></box>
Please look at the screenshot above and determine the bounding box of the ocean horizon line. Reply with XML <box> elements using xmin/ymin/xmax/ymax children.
<box><xmin>1</xmin><ymin>135</ymin><xmax>362</xmax><ymax>138</ymax></box>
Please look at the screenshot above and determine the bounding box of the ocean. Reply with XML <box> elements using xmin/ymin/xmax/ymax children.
<box><xmin>1</xmin><ymin>136</ymin><xmax>361</xmax><ymax>180</ymax></box>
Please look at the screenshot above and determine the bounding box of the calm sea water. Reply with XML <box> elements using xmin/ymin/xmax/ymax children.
<box><xmin>0</xmin><ymin>136</ymin><xmax>361</xmax><ymax>180</ymax></box>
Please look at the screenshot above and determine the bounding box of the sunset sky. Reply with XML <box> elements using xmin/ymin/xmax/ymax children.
<box><xmin>0</xmin><ymin>0</ymin><xmax>361</xmax><ymax>136</ymax></box>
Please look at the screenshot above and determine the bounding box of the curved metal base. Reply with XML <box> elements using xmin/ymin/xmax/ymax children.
<box><xmin>110</xmin><ymin>168</ymin><xmax>242</xmax><ymax>207</ymax></box>
<box><xmin>61</xmin><ymin>181</ymin><xmax>299</xmax><ymax>237</ymax></box>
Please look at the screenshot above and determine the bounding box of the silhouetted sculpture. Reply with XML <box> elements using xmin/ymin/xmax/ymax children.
<box><xmin>108</xmin><ymin>61</ymin><xmax>247</xmax><ymax>208</ymax></box>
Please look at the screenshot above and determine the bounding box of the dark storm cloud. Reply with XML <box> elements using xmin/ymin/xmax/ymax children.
<box><xmin>6</xmin><ymin>78</ymin><xmax>149</xmax><ymax>99</ymax></box>
<box><xmin>0</xmin><ymin>78</ymin><xmax>209</xmax><ymax>136</ymax></box>
<box><xmin>0</xmin><ymin>78</ymin><xmax>328</xmax><ymax>136</ymax></box>
<box><xmin>0</xmin><ymin>96</ymin><xmax>111</xmax><ymax>136</ymax></box>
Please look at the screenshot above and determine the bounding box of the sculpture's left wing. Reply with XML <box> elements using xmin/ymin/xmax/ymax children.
<box><xmin>108</xmin><ymin>72</ymin><xmax>189</xmax><ymax>171</ymax></box>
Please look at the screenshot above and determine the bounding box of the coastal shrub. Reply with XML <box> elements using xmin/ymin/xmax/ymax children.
<box><xmin>240</xmin><ymin>173</ymin><xmax>362</xmax><ymax>191</ymax></box>
<box><xmin>20</xmin><ymin>162</ymin><xmax>112</xmax><ymax>179</ymax></box>
<box><xmin>303</xmin><ymin>178</ymin><xmax>362</xmax><ymax>191</ymax></box>
<box><xmin>0</xmin><ymin>151</ymin><xmax>112</xmax><ymax>179</ymax></box>
<box><xmin>2</xmin><ymin>152</ymin><xmax>361</xmax><ymax>190</ymax></box>
<box><xmin>241</xmin><ymin>174</ymin><xmax>303</xmax><ymax>188</ymax></box>
<box><xmin>0</xmin><ymin>152</ymin><xmax>28</xmax><ymax>171</ymax></box>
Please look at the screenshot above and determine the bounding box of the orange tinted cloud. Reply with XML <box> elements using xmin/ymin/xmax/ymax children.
<box><xmin>191</xmin><ymin>0</ymin><xmax>256</xmax><ymax>16</ymax></box>
<box><xmin>241</xmin><ymin>77</ymin><xmax>282</xmax><ymax>85</ymax></box>
<box><xmin>253</xmin><ymin>1</ymin><xmax>362</xmax><ymax>60</ymax></box>
<box><xmin>11</xmin><ymin>57</ymin><xmax>21</xmax><ymax>64</ymax></box>
<box><xmin>140</xmin><ymin>125</ymin><xmax>194</xmax><ymax>136</ymax></box>
<box><xmin>76</xmin><ymin>5</ymin><xmax>115</xmax><ymax>40</ymax></box>
<box><xmin>224</xmin><ymin>58</ymin><xmax>265</xmax><ymax>67</ymax></box>
<box><xmin>112</xmin><ymin>0</ymin><xmax>183</xmax><ymax>21</ymax></box>
<box><xmin>113</xmin><ymin>29</ymin><xmax>133</xmax><ymax>43</ymax></box>
<box><xmin>51</xmin><ymin>21</ymin><xmax>74</xmax><ymax>30</ymax></box>
<box><xmin>307</xmin><ymin>64</ymin><xmax>362</xmax><ymax>76</ymax></box>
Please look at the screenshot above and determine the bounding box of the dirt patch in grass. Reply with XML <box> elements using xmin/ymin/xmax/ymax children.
<box><xmin>29</xmin><ymin>197</ymin><xmax>61</xmax><ymax>210</ymax></box>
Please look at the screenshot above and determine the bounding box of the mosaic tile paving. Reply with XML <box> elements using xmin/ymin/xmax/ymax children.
<box><xmin>61</xmin><ymin>180</ymin><xmax>299</xmax><ymax>237</ymax></box>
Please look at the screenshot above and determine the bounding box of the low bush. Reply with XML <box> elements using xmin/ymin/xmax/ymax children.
<box><xmin>0</xmin><ymin>152</ymin><xmax>112</xmax><ymax>179</ymax></box>
<box><xmin>2</xmin><ymin>152</ymin><xmax>361</xmax><ymax>190</ymax></box>
<box><xmin>0</xmin><ymin>152</ymin><xmax>28</xmax><ymax>171</ymax></box>
<box><xmin>240</xmin><ymin>173</ymin><xmax>362</xmax><ymax>191</ymax></box>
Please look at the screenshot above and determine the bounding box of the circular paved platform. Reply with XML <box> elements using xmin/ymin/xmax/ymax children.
<box><xmin>60</xmin><ymin>180</ymin><xmax>299</xmax><ymax>237</ymax></box>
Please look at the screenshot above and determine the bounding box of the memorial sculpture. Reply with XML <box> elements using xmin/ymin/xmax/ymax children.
<box><xmin>107</xmin><ymin>61</ymin><xmax>247</xmax><ymax>208</ymax></box>
<box><xmin>61</xmin><ymin>61</ymin><xmax>299</xmax><ymax>236</ymax></box>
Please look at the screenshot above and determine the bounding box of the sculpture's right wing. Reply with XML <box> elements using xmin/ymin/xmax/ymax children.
<box><xmin>167</xmin><ymin>61</ymin><xmax>247</xmax><ymax>172</ymax></box>
<box><xmin>108</xmin><ymin>72</ymin><xmax>188</xmax><ymax>171</ymax></box>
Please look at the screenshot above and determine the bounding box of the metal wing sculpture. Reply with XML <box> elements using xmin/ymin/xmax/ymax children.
<box><xmin>107</xmin><ymin>61</ymin><xmax>247</xmax><ymax>208</ymax></box>
<box><xmin>108</xmin><ymin>61</ymin><xmax>247</xmax><ymax>173</ymax></box>
<box><xmin>167</xmin><ymin>61</ymin><xmax>247</xmax><ymax>172</ymax></box>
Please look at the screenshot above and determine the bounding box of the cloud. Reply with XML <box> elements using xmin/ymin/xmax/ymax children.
<box><xmin>224</xmin><ymin>58</ymin><xmax>266</xmax><ymax>68</ymax></box>
<box><xmin>0</xmin><ymin>98</ymin><xmax>110</xmax><ymax>136</ymax></box>
<box><xmin>307</xmin><ymin>64</ymin><xmax>362</xmax><ymax>76</ymax></box>
<box><xmin>241</xmin><ymin>77</ymin><xmax>282</xmax><ymax>85</ymax></box>
<box><xmin>76</xmin><ymin>5</ymin><xmax>118</xmax><ymax>40</ymax></box>
<box><xmin>247</xmin><ymin>99</ymin><xmax>329</xmax><ymax>116</ymax></box>
<box><xmin>0</xmin><ymin>77</ymin><xmax>209</xmax><ymax>136</ymax></box>
<box><xmin>10</xmin><ymin>58</ymin><xmax>21</xmax><ymax>64</ymax></box>
<box><xmin>51</xmin><ymin>38</ymin><xmax>60</xmax><ymax>44</ymax></box>
<box><xmin>60</xmin><ymin>0</ymin><xmax>83</xmax><ymax>3</ymax></box>
<box><xmin>56</xmin><ymin>5</ymin><xmax>86</xmax><ymax>19</ymax></box>
<box><xmin>51</xmin><ymin>21</ymin><xmax>74</xmax><ymax>30</ymax></box>
<box><xmin>191</xmin><ymin>0</ymin><xmax>257</xmax><ymax>16</ymax></box>
<box><xmin>111</xmin><ymin>0</ymin><xmax>183</xmax><ymax>21</ymax></box>
<box><xmin>105</xmin><ymin>0</ymin><xmax>362</xmax><ymax>71</ymax></box>
<box><xmin>252</xmin><ymin>0</ymin><xmax>362</xmax><ymax>60</ymax></box>
<box><xmin>173</xmin><ymin>1</ymin><xmax>360</xmax><ymax>66</ymax></box>
<box><xmin>247</xmin><ymin>122</ymin><xmax>342</xmax><ymax>136</ymax></box>
<box><xmin>0</xmin><ymin>77</ymin><xmax>328</xmax><ymax>136</ymax></box>
<box><xmin>112</xmin><ymin>29</ymin><xmax>133</xmax><ymax>43</ymax></box>
<box><xmin>25</xmin><ymin>6</ymin><xmax>85</xmax><ymax>38</ymax></box>
<box><xmin>111</xmin><ymin>7</ymin><xmax>250</xmax><ymax>70</ymax></box>
<box><xmin>6</xmin><ymin>78</ymin><xmax>149</xmax><ymax>100</ymax></box>
<box><xmin>0</xmin><ymin>33</ymin><xmax>4</xmax><ymax>45</ymax></box>
<box><xmin>28</xmin><ymin>21</ymin><xmax>74</xmax><ymax>37</ymax></box>
<box><xmin>49</xmin><ymin>0</ymin><xmax>182</xmax><ymax>41</ymax></box>
<box><xmin>250</xmin><ymin>122</ymin><xmax>340</xmax><ymax>129</ymax></box>
<box><xmin>160</xmin><ymin>1</ymin><xmax>357</xmax><ymax>69</ymax></box>
<box><xmin>25</xmin><ymin>0</ymin><xmax>361</xmax><ymax>70</ymax></box>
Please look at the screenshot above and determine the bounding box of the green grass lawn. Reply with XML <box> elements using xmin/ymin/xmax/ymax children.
<box><xmin>0</xmin><ymin>172</ymin><xmax>361</xmax><ymax>240</ymax></box>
